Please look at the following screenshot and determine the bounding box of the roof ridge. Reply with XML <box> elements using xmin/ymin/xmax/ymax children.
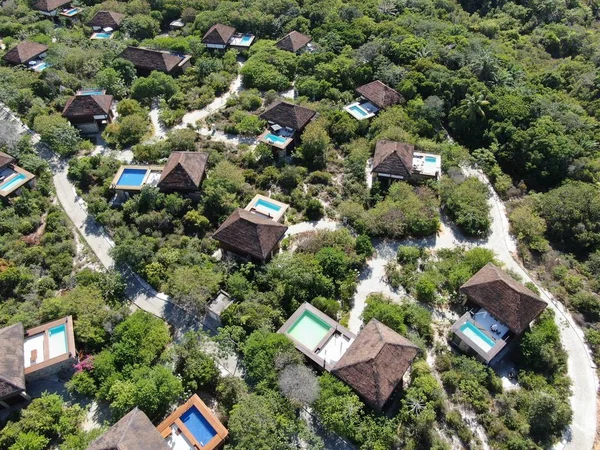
<box><xmin>117</xmin><ymin>408</ymin><xmax>138</xmax><ymax>447</ymax></box>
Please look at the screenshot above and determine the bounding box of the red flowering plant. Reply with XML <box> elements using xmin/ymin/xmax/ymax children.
<box><xmin>73</xmin><ymin>355</ymin><xmax>94</xmax><ymax>373</ymax></box>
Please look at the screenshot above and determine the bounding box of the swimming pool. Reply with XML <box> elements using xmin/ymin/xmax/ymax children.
<box><xmin>264</xmin><ymin>133</ymin><xmax>288</xmax><ymax>145</ymax></box>
<box><xmin>92</xmin><ymin>32</ymin><xmax>112</xmax><ymax>39</ymax></box>
<box><xmin>241</xmin><ymin>35</ymin><xmax>253</xmax><ymax>44</ymax></box>
<box><xmin>349</xmin><ymin>105</ymin><xmax>368</xmax><ymax>117</ymax></box>
<box><xmin>48</xmin><ymin>324</ymin><xmax>68</xmax><ymax>358</ymax></box>
<box><xmin>79</xmin><ymin>90</ymin><xmax>105</xmax><ymax>96</ymax></box>
<box><xmin>0</xmin><ymin>173</ymin><xmax>26</xmax><ymax>191</ymax></box>
<box><xmin>287</xmin><ymin>310</ymin><xmax>332</xmax><ymax>350</ymax></box>
<box><xmin>181</xmin><ymin>406</ymin><xmax>217</xmax><ymax>446</ymax></box>
<box><xmin>460</xmin><ymin>321</ymin><xmax>494</xmax><ymax>353</ymax></box>
<box><xmin>425</xmin><ymin>156</ymin><xmax>437</xmax><ymax>163</ymax></box>
<box><xmin>116</xmin><ymin>168</ymin><xmax>147</xmax><ymax>187</ymax></box>
<box><xmin>61</xmin><ymin>8</ymin><xmax>78</xmax><ymax>16</ymax></box>
<box><xmin>255</xmin><ymin>198</ymin><xmax>281</xmax><ymax>213</ymax></box>
<box><xmin>34</xmin><ymin>62</ymin><xmax>49</xmax><ymax>71</ymax></box>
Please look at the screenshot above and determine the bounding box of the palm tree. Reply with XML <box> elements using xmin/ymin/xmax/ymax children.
<box><xmin>468</xmin><ymin>48</ymin><xmax>501</xmax><ymax>83</ymax></box>
<box><xmin>378</xmin><ymin>0</ymin><xmax>399</xmax><ymax>15</ymax></box>
<box><xmin>464</xmin><ymin>93</ymin><xmax>490</xmax><ymax>120</ymax></box>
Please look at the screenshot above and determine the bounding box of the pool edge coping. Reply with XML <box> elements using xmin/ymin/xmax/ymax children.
<box><xmin>450</xmin><ymin>311</ymin><xmax>507</xmax><ymax>363</ymax></box>
<box><xmin>24</xmin><ymin>315</ymin><xmax>76</xmax><ymax>375</ymax></box>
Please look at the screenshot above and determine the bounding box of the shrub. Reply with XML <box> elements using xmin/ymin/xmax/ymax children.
<box><xmin>305</xmin><ymin>198</ymin><xmax>324</xmax><ymax>220</ymax></box>
<box><xmin>397</xmin><ymin>245</ymin><xmax>422</xmax><ymax>265</ymax></box>
<box><xmin>440</xmin><ymin>176</ymin><xmax>491</xmax><ymax>236</ymax></box>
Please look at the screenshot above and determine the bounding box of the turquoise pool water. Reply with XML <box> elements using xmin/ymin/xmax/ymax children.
<box><xmin>80</xmin><ymin>90</ymin><xmax>105</xmax><ymax>96</ymax></box>
<box><xmin>349</xmin><ymin>105</ymin><xmax>368</xmax><ymax>117</ymax></box>
<box><xmin>425</xmin><ymin>156</ymin><xmax>438</xmax><ymax>163</ymax></box>
<box><xmin>117</xmin><ymin>168</ymin><xmax>147</xmax><ymax>186</ymax></box>
<box><xmin>94</xmin><ymin>32</ymin><xmax>112</xmax><ymax>39</ymax></box>
<box><xmin>264</xmin><ymin>133</ymin><xmax>287</xmax><ymax>145</ymax></box>
<box><xmin>0</xmin><ymin>173</ymin><xmax>26</xmax><ymax>191</ymax></box>
<box><xmin>255</xmin><ymin>198</ymin><xmax>281</xmax><ymax>213</ymax></box>
<box><xmin>35</xmin><ymin>62</ymin><xmax>49</xmax><ymax>71</ymax></box>
<box><xmin>241</xmin><ymin>35</ymin><xmax>253</xmax><ymax>44</ymax></box>
<box><xmin>48</xmin><ymin>324</ymin><xmax>68</xmax><ymax>358</ymax></box>
<box><xmin>460</xmin><ymin>321</ymin><xmax>494</xmax><ymax>352</ymax></box>
<box><xmin>181</xmin><ymin>406</ymin><xmax>217</xmax><ymax>446</ymax></box>
<box><xmin>62</xmin><ymin>8</ymin><xmax>78</xmax><ymax>15</ymax></box>
<box><xmin>287</xmin><ymin>310</ymin><xmax>331</xmax><ymax>350</ymax></box>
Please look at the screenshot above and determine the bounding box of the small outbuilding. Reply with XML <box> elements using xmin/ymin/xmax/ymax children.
<box><xmin>332</xmin><ymin>319</ymin><xmax>419</xmax><ymax>412</ymax></box>
<box><xmin>212</xmin><ymin>208</ymin><xmax>288</xmax><ymax>264</ymax></box>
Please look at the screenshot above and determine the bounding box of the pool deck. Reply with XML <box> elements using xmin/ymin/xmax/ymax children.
<box><xmin>278</xmin><ymin>303</ymin><xmax>356</xmax><ymax>371</ymax></box>
<box><xmin>450</xmin><ymin>310</ymin><xmax>508</xmax><ymax>363</ymax></box>
<box><xmin>344</xmin><ymin>101</ymin><xmax>378</xmax><ymax>120</ymax></box>
<box><xmin>110</xmin><ymin>165</ymin><xmax>164</xmax><ymax>191</ymax></box>
<box><xmin>257</xmin><ymin>129</ymin><xmax>293</xmax><ymax>150</ymax></box>
<box><xmin>157</xmin><ymin>394</ymin><xmax>228</xmax><ymax>450</ymax></box>
<box><xmin>90</xmin><ymin>32</ymin><xmax>114</xmax><ymax>40</ymax></box>
<box><xmin>228</xmin><ymin>33</ymin><xmax>255</xmax><ymax>48</ymax></box>
<box><xmin>412</xmin><ymin>151</ymin><xmax>442</xmax><ymax>178</ymax></box>
<box><xmin>23</xmin><ymin>316</ymin><xmax>76</xmax><ymax>376</ymax></box>
<box><xmin>0</xmin><ymin>165</ymin><xmax>35</xmax><ymax>197</ymax></box>
<box><xmin>244</xmin><ymin>193</ymin><xmax>289</xmax><ymax>222</ymax></box>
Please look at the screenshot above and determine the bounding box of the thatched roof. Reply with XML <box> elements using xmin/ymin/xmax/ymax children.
<box><xmin>372</xmin><ymin>140</ymin><xmax>414</xmax><ymax>177</ymax></box>
<box><xmin>202</xmin><ymin>23</ymin><xmax>236</xmax><ymax>45</ymax></box>
<box><xmin>62</xmin><ymin>94</ymin><xmax>113</xmax><ymax>118</ymax></box>
<box><xmin>275</xmin><ymin>31</ymin><xmax>312</xmax><ymax>52</ymax></box>
<box><xmin>332</xmin><ymin>319</ymin><xmax>418</xmax><ymax>411</ymax></box>
<box><xmin>259</xmin><ymin>101</ymin><xmax>316</xmax><ymax>130</ymax></box>
<box><xmin>213</xmin><ymin>208</ymin><xmax>288</xmax><ymax>262</ymax></box>
<box><xmin>87</xmin><ymin>11</ymin><xmax>125</xmax><ymax>29</ymax></box>
<box><xmin>158</xmin><ymin>151</ymin><xmax>208</xmax><ymax>191</ymax></box>
<box><xmin>356</xmin><ymin>80</ymin><xmax>403</xmax><ymax>109</ymax></box>
<box><xmin>0</xmin><ymin>151</ymin><xmax>15</xmax><ymax>168</ymax></box>
<box><xmin>118</xmin><ymin>47</ymin><xmax>188</xmax><ymax>73</ymax></box>
<box><xmin>33</xmin><ymin>0</ymin><xmax>70</xmax><ymax>11</ymax></box>
<box><xmin>2</xmin><ymin>41</ymin><xmax>48</xmax><ymax>64</ymax></box>
<box><xmin>0</xmin><ymin>323</ymin><xmax>25</xmax><ymax>400</ymax></box>
<box><xmin>460</xmin><ymin>263</ymin><xmax>547</xmax><ymax>335</ymax></box>
<box><xmin>87</xmin><ymin>408</ymin><xmax>169</xmax><ymax>450</ymax></box>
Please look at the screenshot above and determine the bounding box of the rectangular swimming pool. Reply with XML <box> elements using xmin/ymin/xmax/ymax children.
<box><xmin>181</xmin><ymin>406</ymin><xmax>217</xmax><ymax>446</ymax></box>
<box><xmin>255</xmin><ymin>198</ymin><xmax>281</xmax><ymax>213</ymax></box>
<box><xmin>0</xmin><ymin>173</ymin><xmax>26</xmax><ymax>191</ymax></box>
<box><xmin>92</xmin><ymin>32</ymin><xmax>112</xmax><ymax>39</ymax></box>
<box><xmin>241</xmin><ymin>35</ymin><xmax>253</xmax><ymax>44</ymax></box>
<box><xmin>116</xmin><ymin>168</ymin><xmax>147</xmax><ymax>187</ymax></box>
<box><xmin>349</xmin><ymin>105</ymin><xmax>368</xmax><ymax>117</ymax></box>
<box><xmin>425</xmin><ymin>156</ymin><xmax>438</xmax><ymax>163</ymax></box>
<box><xmin>287</xmin><ymin>310</ymin><xmax>332</xmax><ymax>350</ymax></box>
<box><xmin>460</xmin><ymin>321</ymin><xmax>494</xmax><ymax>353</ymax></box>
<box><xmin>48</xmin><ymin>324</ymin><xmax>68</xmax><ymax>358</ymax></box>
<box><xmin>264</xmin><ymin>133</ymin><xmax>288</xmax><ymax>145</ymax></box>
<box><xmin>61</xmin><ymin>8</ymin><xmax>79</xmax><ymax>15</ymax></box>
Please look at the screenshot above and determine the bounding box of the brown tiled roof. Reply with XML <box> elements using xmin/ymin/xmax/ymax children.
<box><xmin>332</xmin><ymin>319</ymin><xmax>418</xmax><ymax>411</ymax></box>
<box><xmin>118</xmin><ymin>47</ymin><xmax>188</xmax><ymax>73</ymax></box>
<box><xmin>0</xmin><ymin>151</ymin><xmax>15</xmax><ymax>168</ymax></box>
<box><xmin>62</xmin><ymin>94</ymin><xmax>113</xmax><ymax>118</ymax></box>
<box><xmin>372</xmin><ymin>140</ymin><xmax>414</xmax><ymax>177</ymax></box>
<box><xmin>259</xmin><ymin>101</ymin><xmax>316</xmax><ymax>130</ymax></box>
<box><xmin>356</xmin><ymin>80</ymin><xmax>403</xmax><ymax>109</ymax></box>
<box><xmin>460</xmin><ymin>263</ymin><xmax>547</xmax><ymax>335</ymax></box>
<box><xmin>2</xmin><ymin>41</ymin><xmax>48</xmax><ymax>64</ymax></box>
<box><xmin>158</xmin><ymin>151</ymin><xmax>208</xmax><ymax>191</ymax></box>
<box><xmin>0</xmin><ymin>323</ymin><xmax>25</xmax><ymax>400</ymax></box>
<box><xmin>202</xmin><ymin>23</ymin><xmax>236</xmax><ymax>45</ymax></box>
<box><xmin>213</xmin><ymin>208</ymin><xmax>288</xmax><ymax>262</ymax></box>
<box><xmin>87</xmin><ymin>11</ymin><xmax>125</xmax><ymax>29</ymax></box>
<box><xmin>33</xmin><ymin>0</ymin><xmax>70</xmax><ymax>12</ymax></box>
<box><xmin>87</xmin><ymin>408</ymin><xmax>169</xmax><ymax>450</ymax></box>
<box><xmin>275</xmin><ymin>31</ymin><xmax>312</xmax><ymax>52</ymax></box>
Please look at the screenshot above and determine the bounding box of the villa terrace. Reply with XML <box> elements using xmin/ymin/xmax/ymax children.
<box><xmin>258</xmin><ymin>101</ymin><xmax>316</xmax><ymax>156</ymax></box>
<box><xmin>278</xmin><ymin>303</ymin><xmax>356</xmax><ymax>371</ymax></box>
<box><xmin>202</xmin><ymin>24</ymin><xmax>255</xmax><ymax>50</ymax></box>
<box><xmin>345</xmin><ymin>80</ymin><xmax>403</xmax><ymax>120</ymax></box>
<box><xmin>244</xmin><ymin>194</ymin><xmax>288</xmax><ymax>223</ymax></box>
<box><xmin>0</xmin><ymin>151</ymin><xmax>35</xmax><ymax>198</ymax></box>
<box><xmin>157</xmin><ymin>394</ymin><xmax>228</xmax><ymax>450</ymax></box>
<box><xmin>110</xmin><ymin>165</ymin><xmax>164</xmax><ymax>197</ymax></box>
